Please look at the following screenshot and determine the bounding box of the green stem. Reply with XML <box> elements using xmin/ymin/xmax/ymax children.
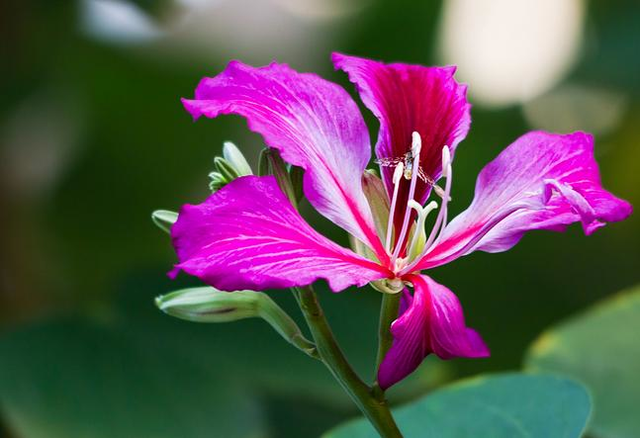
<box><xmin>295</xmin><ymin>285</ymin><xmax>403</xmax><ymax>438</ymax></box>
<box><xmin>372</xmin><ymin>293</ymin><xmax>401</xmax><ymax>400</ymax></box>
<box><xmin>374</xmin><ymin>293</ymin><xmax>401</xmax><ymax>387</ymax></box>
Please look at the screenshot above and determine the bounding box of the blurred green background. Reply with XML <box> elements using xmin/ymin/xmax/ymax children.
<box><xmin>1</xmin><ymin>0</ymin><xmax>638</xmax><ymax>437</ymax></box>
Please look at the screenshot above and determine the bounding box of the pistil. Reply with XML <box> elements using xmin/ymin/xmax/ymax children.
<box><xmin>406</xmin><ymin>199</ymin><xmax>438</xmax><ymax>260</ymax></box>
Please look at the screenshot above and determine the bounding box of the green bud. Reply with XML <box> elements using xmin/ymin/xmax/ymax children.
<box><xmin>222</xmin><ymin>141</ymin><xmax>252</xmax><ymax>176</ymax></box>
<box><xmin>207</xmin><ymin>143</ymin><xmax>254</xmax><ymax>193</ymax></box>
<box><xmin>151</xmin><ymin>210</ymin><xmax>178</xmax><ymax>234</ymax></box>
<box><xmin>156</xmin><ymin>287</ymin><xmax>260</xmax><ymax>323</ymax></box>
<box><xmin>156</xmin><ymin>287</ymin><xmax>317</xmax><ymax>357</ymax></box>
<box><xmin>213</xmin><ymin>157</ymin><xmax>240</xmax><ymax>182</ymax></box>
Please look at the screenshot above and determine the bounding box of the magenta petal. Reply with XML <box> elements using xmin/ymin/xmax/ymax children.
<box><xmin>181</xmin><ymin>60</ymin><xmax>386</xmax><ymax>260</ymax></box>
<box><xmin>332</xmin><ymin>53</ymin><xmax>471</xmax><ymax>228</ymax></box>
<box><xmin>377</xmin><ymin>275</ymin><xmax>488</xmax><ymax>389</ymax></box>
<box><xmin>416</xmin><ymin>131</ymin><xmax>633</xmax><ymax>270</ymax></box>
<box><xmin>171</xmin><ymin>176</ymin><xmax>390</xmax><ymax>292</ymax></box>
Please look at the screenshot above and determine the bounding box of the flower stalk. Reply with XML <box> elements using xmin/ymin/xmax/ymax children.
<box><xmin>295</xmin><ymin>285</ymin><xmax>403</xmax><ymax>438</ymax></box>
<box><xmin>374</xmin><ymin>292</ymin><xmax>401</xmax><ymax>393</ymax></box>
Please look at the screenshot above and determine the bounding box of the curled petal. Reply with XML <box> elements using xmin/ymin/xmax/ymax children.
<box><xmin>377</xmin><ymin>275</ymin><xmax>488</xmax><ymax>389</ymax></box>
<box><xmin>416</xmin><ymin>131</ymin><xmax>632</xmax><ymax>270</ymax></box>
<box><xmin>333</xmin><ymin>53</ymin><xmax>470</xmax><ymax>232</ymax></box>
<box><xmin>182</xmin><ymin>60</ymin><xmax>387</xmax><ymax>260</ymax></box>
<box><xmin>171</xmin><ymin>176</ymin><xmax>390</xmax><ymax>292</ymax></box>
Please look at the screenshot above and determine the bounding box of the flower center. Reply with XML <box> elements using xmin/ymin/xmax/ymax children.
<box><xmin>384</xmin><ymin>132</ymin><xmax>454</xmax><ymax>276</ymax></box>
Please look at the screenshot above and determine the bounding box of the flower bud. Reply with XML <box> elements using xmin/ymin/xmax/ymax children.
<box><xmin>208</xmin><ymin>142</ymin><xmax>254</xmax><ymax>193</ymax></box>
<box><xmin>151</xmin><ymin>210</ymin><xmax>178</xmax><ymax>234</ymax></box>
<box><xmin>156</xmin><ymin>287</ymin><xmax>260</xmax><ymax>323</ymax></box>
<box><xmin>156</xmin><ymin>287</ymin><xmax>317</xmax><ymax>357</ymax></box>
<box><xmin>222</xmin><ymin>141</ymin><xmax>252</xmax><ymax>176</ymax></box>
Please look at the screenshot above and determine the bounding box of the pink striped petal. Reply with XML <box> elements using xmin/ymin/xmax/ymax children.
<box><xmin>182</xmin><ymin>60</ymin><xmax>387</xmax><ymax>260</ymax></box>
<box><xmin>170</xmin><ymin>176</ymin><xmax>390</xmax><ymax>292</ymax></box>
<box><xmin>332</xmin><ymin>53</ymin><xmax>470</xmax><ymax>234</ymax></box>
<box><xmin>378</xmin><ymin>275</ymin><xmax>488</xmax><ymax>389</ymax></box>
<box><xmin>416</xmin><ymin>131</ymin><xmax>632</xmax><ymax>270</ymax></box>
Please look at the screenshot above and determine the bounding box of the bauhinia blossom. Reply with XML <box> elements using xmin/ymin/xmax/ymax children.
<box><xmin>171</xmin><ymin>54</ymin><xmax>632</xmax><ymax>389</ymax></box>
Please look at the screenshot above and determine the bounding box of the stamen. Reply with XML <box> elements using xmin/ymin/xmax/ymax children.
<box><xmin>406</xmin><ymin>200</ymin><xmax>438</xmax><ymax>260</ymax></box>
<box><xmin>401</xmin><ymin>145</ymin><xmax>453</xmax><ymax>274</ymax></box>
<box><xmin>423</xmin><ymin>147</ymin><xmax>453</xmax><ymax>250</ymax></box>
<box><xmin>384</xmin><ymin>162</ymin><xmax>405</xmax><ymax>251</ymax></box>
<box><xmin>391</xmin><ymin>132</ymin><xmax>422</xmax><ymax>262</ymax></box>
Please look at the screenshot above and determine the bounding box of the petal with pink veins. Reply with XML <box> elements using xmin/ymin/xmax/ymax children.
<box><xmin>182</xmin><ymin>60</ymin><xmax>387</xmax><ymax>260</ymax></box>
<box><xmin>415</xmin><ymin>131</ymin><xmax>632</xmax><ymax>270</ymax></box>
<box><xmin>377</xmin><ymin>275</ymin><xmax>488</xmax><ymax>390</ymax></box>
<box><xmin>170</xmin><ymin>176</ymin><xmax>391</xmax><ymax>292</ymax></box>
<box><xmin>332</xmin><ymin>53</ymin><xmax>471</xmax><ymax>234</ymax></box>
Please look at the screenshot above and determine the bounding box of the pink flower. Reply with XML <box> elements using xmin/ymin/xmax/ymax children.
<box><xmin>172</xmin><ymin>54</ymin><xmax>632</xmax><ymax>389</ymax></box>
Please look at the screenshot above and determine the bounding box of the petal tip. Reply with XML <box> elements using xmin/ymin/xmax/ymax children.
<box><xmin>181</xmin><ymin>98</ymin><xmax>202</xmax><ymax>121</ymax></box>
<box><xmin>167</xmin><ymin>266</ymin><xmax>181</xmax><ymax>280</ymax></box>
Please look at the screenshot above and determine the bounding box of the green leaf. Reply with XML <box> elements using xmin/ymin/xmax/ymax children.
<box><xmin>324</xmin><ymin>373</ymin><xmax>591</xmax><ymax>438</ymax></box>
<box><xmin>0</xmin><ymin>319</ymin><xmax>266</xmax><ymax>438</ymax></box>
<box><xmin>525</xmin><ymin>284</ymin><xmax>640</xmax><ymax>438</ymax></box>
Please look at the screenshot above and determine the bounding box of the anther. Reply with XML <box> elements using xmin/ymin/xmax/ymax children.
<box><xmin>393</xmin><ymin>162</ymin><xmax>405</xmax><ymax>185</ymax></box>
<box><xmin>441</xmin><ymin>145</ymin><xmax>451</xmax><ymax>178</ymax></box>
<box><xmin>411</xmin><ymin>131</ymin><xmax>422</xmax><ymax>156</ymax></box>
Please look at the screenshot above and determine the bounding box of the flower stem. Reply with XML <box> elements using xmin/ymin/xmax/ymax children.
<box><xmin>295</xmin><ymin>285</ymin><xmax>403</xmax><ymax>438</ymax></box>
<box><xmin>375</xmin><ymin>293</ymin><xmax>401</xmax><ymax>376</ymax></box>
